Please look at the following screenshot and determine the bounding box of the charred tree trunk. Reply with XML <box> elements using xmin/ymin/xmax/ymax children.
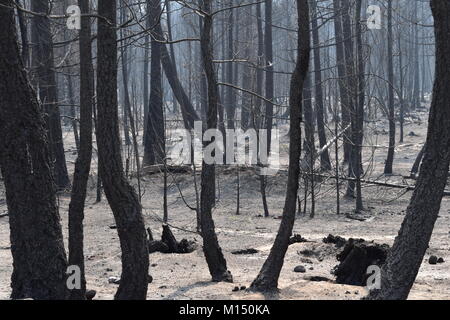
<box><xmin>250</xmin><ymin>0</ymin><xmax>310</xmax><ymax>292</ymax></box>
<box><xmin>30</xmin><ymin>0</ymin><xmax>70</xmax><ymax>189</ymax></box>
<box><xmin>144</xmin><ymin>0</ymin><xmax>165</xmax><ymax>165</ymax></box>
<box><xmin>0</xmin><ymin>0</ymin><xmax>68</xmax><ymax>299</ymax></box>
<box><xmin>341</xmin><ymin>0</ymin><xmax>354</xmax><ymax>164</ymax></box>
<box><xmin>67</xmin><ymin>0</ymin><xmax>94</xmax><ymax>300</ymax></box>
<box><xmin>368</xmin><ymin>0</ymin><xmax>450</xmax><ymax>300</ymax></box>
<box><xmin>384</xmin><ymin>0</ymin><xmax>396</xmax><ymax>175</ymax></box>
<box><xmin>96</xmin><ymin>0</ymin><xmax>149</xmax><ymax>300</ymax></box>
<box><xmin>199</xmin><ymin>0</ymin><xmax>233</xmax><ymax>283</ymax></box>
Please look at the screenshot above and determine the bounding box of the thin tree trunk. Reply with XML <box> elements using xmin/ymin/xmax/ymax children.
<box><xmin>199</xmin><ymin>0</ymin><xmax>233</xmax><ymax>283</ymax></box>
<box><xmin>384</xmin><ymin>0</ymin><xmax>396</xmax><ymax>175</ymax></box>
<box><xmin>67</xmin><ymin>0</ymin><xmax>93</xmax><ymax>300</ymax></box>
<box><xmin>250</xmin><ymin>0</ymin><xmax>310</xmax><ymax>292</ymax></box>
<box><xmin>311</xmin><ymin>0</ymin><xmax>331</xmax><ymax>171</ymax></box>
<box><xmin>96</xmin><ymin>0</ymin><xmax>149</xmax><ymax>300</ymax></box>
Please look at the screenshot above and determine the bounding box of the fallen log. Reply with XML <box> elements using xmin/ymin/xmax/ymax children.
<box><xmin>311</xmin><ymin>173</ymin><xmax>450</xmax><ymax>196</ymax></box>
<box><xmin>140</xmin><ymin>164</ymin><xmax>191</xmax><ymax>176</ymax></box>
<box><xmin>148</xmin><ymin>224</ymin><xmax>197</xmax><ymax>254</ymax></box>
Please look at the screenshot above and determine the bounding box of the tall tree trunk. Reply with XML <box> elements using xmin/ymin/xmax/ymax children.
<box><xmin>143</xmin><ymin>0</ymin><xmax>165</xmax><ymax>165</ymax></box>
<box><xmin>311</xmin><ymin>0</ymin><xmax>331</xmax><ymax>171</ymax></box>
<box><xmin>199</xmin><ymin>0</ymin><xmax>233</xmax><ymax>283</ymax></box>
<box><xmin>30</xmin><ymin>0</ymin><xmax>70</xmax><ymax>189</ymax></box>
<box><xmin>264</xmin><ymin>0</ymin><xmax>274</xmax><ymax>151</ymax></box>
<box><xmin>96</xmin><ymin>0</ymin><xmax>149</xmax><ymax>300</ymax></box>
<box><xmin>341</xmin><ymin>0</ymin><xmax>354</xmax><ymax>164</ymax></box>
<box><xmin>250</xmin><ymin>0</ymin><xmax>310</xmax><ymax>292</ymax></box>
<box><xmin>353</xmin><ymin>0</ymin><xmax>364</xmax><ymax>212</ymax></box>
<box><xmin>0</xmin><ymin>0</ymin><xmax>68</xmax><ymax>299</ymax></box>
<box><xmin>368</xmin><ymin>0</ymin><xmax>450</xmax><ymax>300</ymax></box>
<box><xmin>384</xmin><ymin>0</ymin><xmax>395</xmax><ymax>175</ymax></box>
<box><xmin>225</xmin><ymin>0</ymin><xmax>236</xmax><ymax>129</ymax></box>
<box><xmin>67</xmin><ymin>0</ymin><xmax>94</xmax><ymax>300</ymax></box>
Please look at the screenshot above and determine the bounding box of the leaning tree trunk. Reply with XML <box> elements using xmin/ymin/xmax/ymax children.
<box><xmin>0</xmin><ymin>0</ymin><xmax>68</xmax><ymax>299</ymax></box>
<box><xmin>96</xmin><ymin>0</ymin><xmax>149</xmax><ymax>300</ymax></box>
<box><xmin>30</xmin><ymin>0</ymin><xmax>70</xmax><ymax>189</ymax></box>
<box><xmin>250</xmin><ymin>0</ymin><xmax>310</xmax><ymax>292</ymax></box>
<box><xmin>67</xmin><ymin>0</ymin><xmax>94</xmax><ymax>300</ymax></box>
<box><xmin>199</xmin><ymin>0</ymin><xmax>233</xmax><ymax>283</ymax></box>
<box><xmin>368</xmin><ymin>0</ymin><xmax>450</xmax><ymax>300</ymax></box>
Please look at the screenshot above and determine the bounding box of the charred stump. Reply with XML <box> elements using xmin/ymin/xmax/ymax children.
<box><xmin>333</xmin><ymin>239</ymin><xmax>389</xmax><ymax>286</ymax></box>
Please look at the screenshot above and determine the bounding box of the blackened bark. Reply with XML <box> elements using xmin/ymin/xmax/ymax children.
<box><xmin>0</xmin><ymin>0</ymin><xmax>68</xmax><ymax>299</ymax></box>
<box><xmin>143</xmin><ymin>0</ymin><xmax>165</xmax><ymax>165</ymax></box>
<box><xmin>67</xmin><ymin>0</ymin><xmax>93</xmax><ymax>300</ymax></box>
<box><xmin>384</xmin><ymin>0</ymin><xmax>395</xmax><ymax>175</ymax></box>
<box><xmin>30</xmin><ymin>0</ymin><xmax>70</xmax><ymax>189</ymax></box>
<box><xmin>97</xmin><ymin>0</ymin><xmax>149</xmax><ymax>300</ymax></box>
<box><xmin>353</xmin><ymin>0</ymin><xmax>364</xmax><ymax>212</ymax></box>
<box><xmin>199</xmin><ymin>0</ymin><xmax>233</xmax><ymax>283</ymax></box>
<box><xmin>368</xmin><ymin>0</ymin><xmax>450</xmax><ymax>300</ymax></box>
<box><xmin>341</xmin><ymin>0</ymin><xmax>354</xmax><ymax>164</ymax></box>
<box><xmin>250</xmin><ymin>0</ymin><xmax>310</xmax><ymax>292</ymax></box>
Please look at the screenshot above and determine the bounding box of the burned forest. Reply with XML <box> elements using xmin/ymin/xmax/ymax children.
<box><xmin>1</xmin><ymin>0</ymin><xmax>450</xmax><ymax>305</ymax></box>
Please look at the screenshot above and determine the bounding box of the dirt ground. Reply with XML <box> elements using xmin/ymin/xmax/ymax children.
<box><xmin>1</xmin><ymin>106</ymin><xmax>450</xmax><ymax>300</ymax></box>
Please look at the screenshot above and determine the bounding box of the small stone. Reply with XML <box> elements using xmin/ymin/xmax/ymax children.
<box><xmin>108</xmin><ymin>276</ymin><xmax>120</xmax><ymax>284</ymax></box>
<box><xmin>151</xmin><ymin>263</ymin><xmax>157</xmax><ymax>267</ymax></box>
<box><xmin>85</xmin><ymin>289</ymin><xmax>96</xmax><ymax>300</ymax></box>
<box><xmin>429</xmin><ymin>256</ymin><xmax>438</xmax><ymax>265</ymax></box>
<box><xmin>148</xmin><ymin>275</ymin><xmax>153</xmax><ymax>283</ymax></box>
<box><xmin>345</xmin><ymin>291</ymin><xmax>351</xmax><ymax>295</ymax></box>
<box><xmin>438</xmin><ymin>257</ymin><xmax>445</xmax><ymax>263</ymax></box>
<box><xmin>232</xmin><ymin>286</ymin><xmax>240</xmax><ymax>292</ymax></box>
<box><xmin>106</xmin><ymin>268</ymin><xmax>113</xmax><ymax>272</ymax></box>
<box><xmin>294</xmin><ymin>265</ymin><xmax>306</xmax><ymax>273</ymax></box>
<box><xmin>240</xmin><ymin>286</ymin><xmax>247</xmax><ymax>291</ymax></box>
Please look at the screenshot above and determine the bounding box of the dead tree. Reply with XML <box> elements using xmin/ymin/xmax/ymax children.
<box><xmin>143</xmin><ymin>0</ymin><xmax>165</xmax><ymax>165</ymax></box>
<box><xmin>0</xmin><ymin>0</ymin><xmax>68</xmax><ymax>299</ymax></box>
<box><xmin>250</xmin><ymin>0</ymin><xmax>310</xmax><ymax>292</ymax></box>
<box><xmin>384</xmin><ymin>0</ymin><xmax>396</xmax><ymax>175</ymax></box>
<box><xmin>96</xmin><ymin>0</ymin><xmax>149</xmax><ymax>300</ymax></box>
<box><xmin>311</xmin><ymin>0</ymin><xmax>331</xmax><ymax>171</ymax></box>
<box><xmin>199</xmin><ymin>0</ymin><xmax>233</xmax><ymax>283</ymax></box>
<box><xmin>67</xmin><ymin>0</ymin><xmax>94</xmax><ymax>300</ymax></box>
<box><xmin>368</xmin><ymin>0</ymin><xmax>450</xmax><ymax>299</ymax></box>
<box><xmin>30</xmin><ymin>0</ymin><xmax>70</xmax><ymax>189</ymax></box>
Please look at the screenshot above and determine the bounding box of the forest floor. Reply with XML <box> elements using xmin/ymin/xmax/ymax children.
<box><xmin>1</xmin><ymin>105</ymin><xmax>450</xmax><ymax>300</ymax></box>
